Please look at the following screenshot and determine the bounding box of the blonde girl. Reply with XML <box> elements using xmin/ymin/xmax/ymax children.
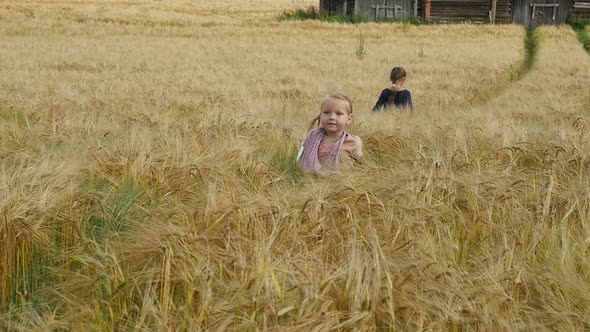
<box><xmin>297</xmin><ymin>92</ymin><xmax>363</xmax><ymax>175</ymax></box>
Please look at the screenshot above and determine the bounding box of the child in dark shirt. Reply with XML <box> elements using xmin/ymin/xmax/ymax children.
<box><xmin>372</xmin><ymin>67</ymin><xmax>413</xmax><ymax>112</ymax></box>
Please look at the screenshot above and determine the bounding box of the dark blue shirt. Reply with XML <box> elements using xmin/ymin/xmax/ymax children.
<box><xmin>372</xmin><ymin>89</ymin><xmax>413</xmax><ymax>112</ymax></box>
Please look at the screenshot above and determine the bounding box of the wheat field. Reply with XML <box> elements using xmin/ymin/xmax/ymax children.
<box><xmin>1</xmin><ymin>0</ymin><xmax>590</xmax><ymax>330</ymax></box>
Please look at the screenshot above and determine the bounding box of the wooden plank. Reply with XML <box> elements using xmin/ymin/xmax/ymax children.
<box><xmin>416</xmin><ymin>0</ymin><xmax>511</xmax><ymax>23</ymax></box>
<box><xmin>572</xmin><ymin>0</ymin><xmax>590</xmax><ymax>16</ymax></box>
<box><xmin>423</xmin><ymin>0</ymin><xmax>431</xmax><ymax>21</ymax></box>
<box><xmin>491</xmin><ymin>0</ymin><xmax>497</xmax><ymax>23</ymax></box>
<box><xmin>371</xmin><ymin>5</ymin><xmax>401</xmax><ymax>9</ymax></box>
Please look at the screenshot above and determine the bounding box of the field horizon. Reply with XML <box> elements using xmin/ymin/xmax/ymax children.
<box><xmin>1</xmin><ymin>0</ymin><xmax>590</xmax><ymax>330</ymax></box>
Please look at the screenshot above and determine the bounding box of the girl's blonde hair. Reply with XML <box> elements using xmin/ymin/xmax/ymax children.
<box><xmin>309</xmin><ymin>92</ymin><xmax>353</xmax><ymax>129</ymax></box>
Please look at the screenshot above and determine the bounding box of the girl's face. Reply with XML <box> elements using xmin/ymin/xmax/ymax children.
<box><xmin>394</xmin><ymin>76</ymin><xmax>406</xmax><ymax>88</ymax></box>
<box><xmin>319</xmin><ymin>98</ymin><xmax>352</xmax><ymax>136</ymax></box>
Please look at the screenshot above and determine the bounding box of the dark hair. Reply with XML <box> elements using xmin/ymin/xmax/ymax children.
<box><xmin>388</xmin><ymin>67</ymin><xmax>407</xmax><ymax>105</ymax></box>
<box><xmin>390</xmin><ymin>67</ymin><xmax>407</xmax><ymax>83</ymax></box>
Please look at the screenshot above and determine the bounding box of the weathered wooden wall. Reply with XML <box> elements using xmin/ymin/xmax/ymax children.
<box><xmin>320</xmin><ymin>0</ymin><xmax>586</xmax><ymax>24</ymax></box>
<box><xmin>355</xmin><ymin>0</ymin><xmax>512</xmax><ymax>22</ymax></box>
<box><xmin>571</xmin><ymin>0</ymin><xmax>590</xmax><ymax>18</ymax></box>
<box><xmin>496</xmin><ymin>0</ymin><xmax>513</xmax><ymax>22</ymax></box>
<box><xmin>357</xmin><ymin>0</ymin><xmax>417</xmax><ymax>20</ymax></box>
<box><xmin>425</xmin><ymin>0</ymin><xmax>511</xmax><ymax>23</ymax></box>
<box><xmin>319</xmin><ymin>0</ymin><xmax>346</xmax><ymax>16</ymax></box>
<box><xmin>512</xmin><ymin>0</ymin><xmax>574</xmax><ymax>27</ymax></box>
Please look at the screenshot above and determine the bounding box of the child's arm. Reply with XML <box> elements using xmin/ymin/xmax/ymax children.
<box><xmin>343</xmin><ymin>135</ymin><xmax>363</xmax><ymax>159</ymax></box>
<box><xmin>393</xmin><ymin>90</ymin><xmax>413</xmax><ymax>112</ymax></box>
<box><xmin>371</xmin><ymin>89</ymin><xmax>392</xmax><ymax>112</ymax></box>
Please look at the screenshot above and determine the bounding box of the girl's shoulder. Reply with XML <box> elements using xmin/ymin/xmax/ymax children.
<box><xmin>380</xmin><ymin>88</ymin><xmax>393</xmax><ymax>95</ymax></box>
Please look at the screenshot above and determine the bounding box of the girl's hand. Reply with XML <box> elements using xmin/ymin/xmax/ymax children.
<box><xmin>344</xmin><ymin>135</ymin><xmax>363</xmax><ymax>159</ymax></box>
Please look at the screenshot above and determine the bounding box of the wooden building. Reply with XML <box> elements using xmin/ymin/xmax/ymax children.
<box><xmin>319</xmin><ymin>0</ymin><xmax>418</xmax><ymax>20</ymax></box>
<box><xmin>571</xmin><ymin>0</ymin><xmax>590</xmax><ymax>18</ymax></box>
<box><xmin>319</xmin><ymin>0</ymin><xmax>590</xmax><ymax>25</ymax></box>
<box><xmin>426</xmin><ymin>0</ymin><xmax>511</xmax><ymax>23</ymax></box>
<box><xmin>512</xmin><ymin>0</ymin><xmax>573</xmax><ymax>27</ymax></box>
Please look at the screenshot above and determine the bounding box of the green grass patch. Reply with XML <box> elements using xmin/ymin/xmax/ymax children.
<box><xmin>568</xmin><ymin>17</ymin><xmax>590</xmax><ymax>31</ymax></box>
<box><xmin>6</xmin><ymin>248</ymin><xmax>54</xmax><ymax>309</ymax></box>
<box><xmin>506</xmin><ymin>28</ymin><xmax>538</xmax><ymax>81</ymax></box>
<box><xmin>581</xmin><ymin>31</ymin><xmax>590</xmax><ymax>53</ymax></box>
<box><xmin>85</xmin><ymin>178</ymin><xmax>143</xmax><ymax>242</ymax></box>
<box><xmin>568</xmin><ymin>18</ymin><xmax>590</xmax><ymax>53</ymax></box>
<box><xmin>524</xmin><ymin>28</ymin><xmax>539</xmax><ymax>71</ymax></box>
<box><xmin>269</xmin><ymin>147</ymin><xmax>304</xmax><ymax>183</ymax></box>
<box><xmin>0</xmin><ymin>108</ymin><xmax>28</xmax><ymax>127</ymax></box>
<box><xmin>2</xmin><ymin>177</ymin><xmax>148</xmax><ymax>319</ymax></box>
